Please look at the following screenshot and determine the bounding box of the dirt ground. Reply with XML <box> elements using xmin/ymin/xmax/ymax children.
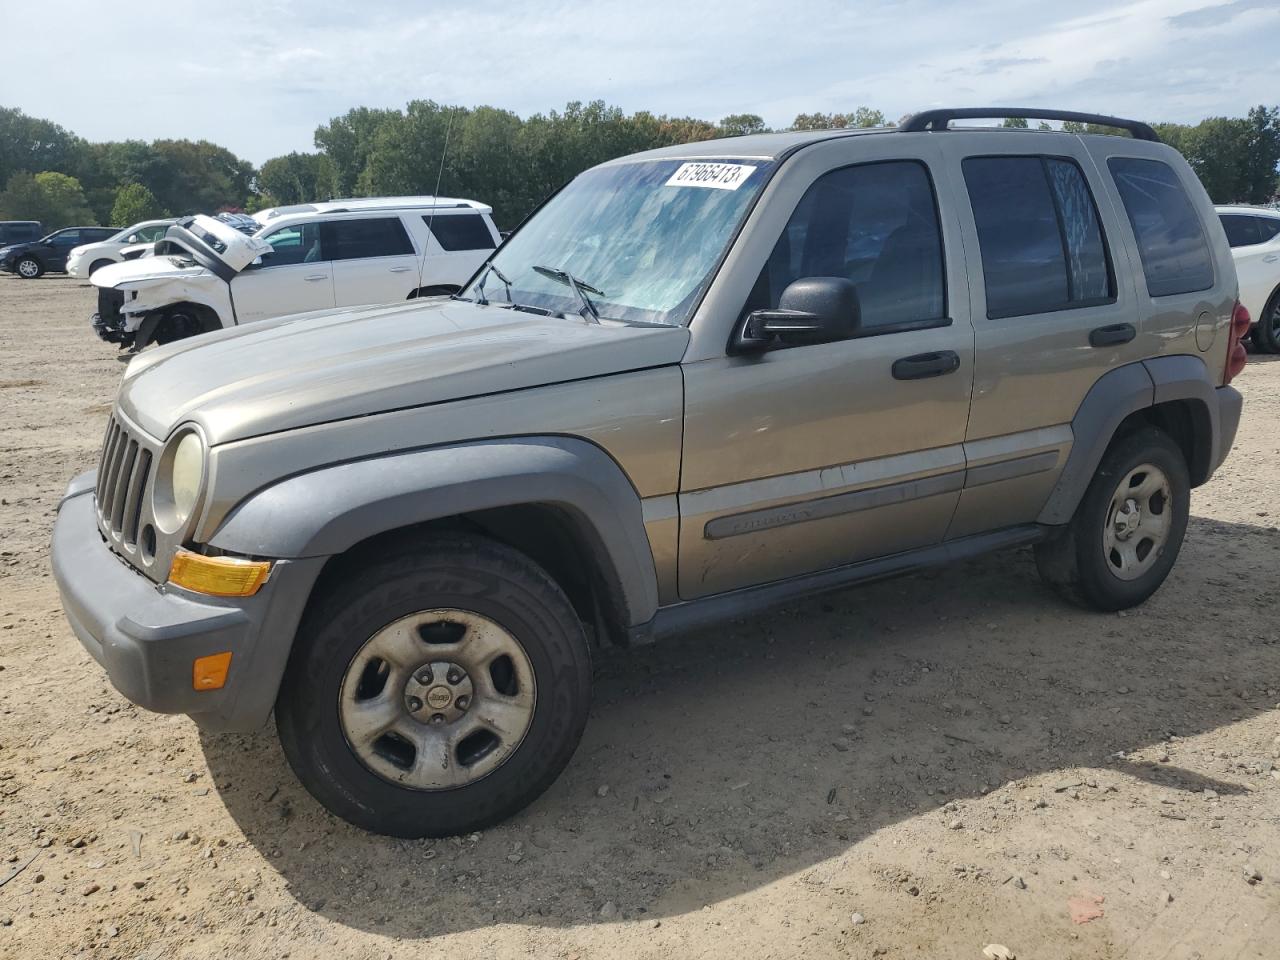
<box><xmin>1</xmin><ymin>275</ymin><xmax>1278</xmax><ymax>960</ymax></box>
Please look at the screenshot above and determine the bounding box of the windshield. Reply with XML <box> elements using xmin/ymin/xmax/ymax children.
<box><xmin>461</xmin><ymin>158</ymin><xmax>773</xmax><ymax>326</ymax></box>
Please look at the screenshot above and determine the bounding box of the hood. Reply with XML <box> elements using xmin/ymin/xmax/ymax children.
<box><xmin>118</xmin><ymin>297</ymin><xmax>690</xmax><ymax>444</ymax></box>
<box><xmin>92</xmin><ymin>255</ymin><xmax>213</xmax><ymax>290</ymax></box>
<box><xmin>166</xmin><ymin>214</ymin><xmax>272</xmax><ymax>275</ymax></box>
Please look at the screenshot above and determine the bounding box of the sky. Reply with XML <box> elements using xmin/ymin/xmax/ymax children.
<box><xmin>4</xmin><ymin>0</ymin><xmax>1278</xmax><ymax>165</ymax></box>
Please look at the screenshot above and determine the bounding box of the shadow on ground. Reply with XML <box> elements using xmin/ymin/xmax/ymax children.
<box><xmin>202</xmin><ymin>514</ymin><xmax>1279</xmax><ymax>937</ymax></box>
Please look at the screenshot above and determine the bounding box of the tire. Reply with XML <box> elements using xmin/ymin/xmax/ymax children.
<box><xmin>276</xmin><ymin>533</ymin><xmax>592</xmax><ymax>838</ymax></box>
<box><xmin>88</xmin><ymin>259</ymin><xmax>113</xmax><ymax>277</ymax></box>
<box><xmin>15</xmin><ymin>256</ymin><xmax>43</xmax><ymax>279</ymax></box>
<box><xmin>152</xmin><ymin>307</ymin><xmax>209</xmax><ymax>345</ymax></box>
<box><xmin>1252</xmin><ymin>290</ymin><xmax>1280</xmax><ymax>354</ymax></box>
<box><xmin>1034</xmin><ymin>426</ymin><xmax>1190</xmax><ymax>611</ymax></box>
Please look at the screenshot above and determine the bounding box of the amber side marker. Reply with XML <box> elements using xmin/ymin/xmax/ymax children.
<box><xmin>193</xmin><ymin>651</ymin><xmax>233</xmax><ymax>691</ymax></box>
<box><xmin>168</xmin><ymin>550</ymin><xmax>271</xmax><ymax>597</ymax></box>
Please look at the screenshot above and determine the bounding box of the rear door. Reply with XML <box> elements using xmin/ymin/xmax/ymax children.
<box><xmin>325</xmin><ymin>216</ymin><xmax>420</xmax><ymax>307</ymax></box>
<box><xmin>419</xmin><ymin>211</ymin><xmax>498</xmax><ymax>290</ymax></box>
<box><xmin>943</xmin><ymin>137</ymin><xmax>1136</xmax><ymax>538</ymax></box>
<box><xmin>1221</xmin><ymin>213</ymin><xmax>1280</xmax><ymax>321</ymax></box>
<box><xmin>230</xmin><ymin>220</ymin><xmax>335</xmax><ymax>323</ymax></box>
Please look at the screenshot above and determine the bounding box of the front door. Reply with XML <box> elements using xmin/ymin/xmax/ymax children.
<box><xmin>678</xmin><ymin>149</ymin><xmax>975</xmax><ymax>599</ymax></box>
<box><xmin>231</xmin><ymin>221</ymin><xmax>334</xmax><ymax>323</ymax></box>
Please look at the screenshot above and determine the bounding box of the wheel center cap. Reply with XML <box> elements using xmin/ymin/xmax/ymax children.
<box><xmin>425</xmin><ymin>685</ymin><xmax>453</xmax><ymax>709</ymax></box>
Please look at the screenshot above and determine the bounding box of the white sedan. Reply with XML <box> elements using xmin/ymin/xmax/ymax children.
<box><xmin>1217</xmin><ymin>205</ymin><xmax>1280</xmax><ymax>353</ymax></box>
<box><xmin>66</xmin><ymin>219</ymin><xmax>176</xmax><ymax>279</ymax></box>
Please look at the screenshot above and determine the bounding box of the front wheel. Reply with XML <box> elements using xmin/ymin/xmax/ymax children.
<box><xmin>1035</xmin><ymin>426</ymin><xmax>1190</xmax><ymax>611</ymax></box>
<box><xmin>276</xmin><ymin>534</ymin><xmax>592</xmax><ymax>837</ymax></box>
<box><xmin>15</xmin><ymin>257</ymin><xmax>43</xmax><ymax>279</ymax></box>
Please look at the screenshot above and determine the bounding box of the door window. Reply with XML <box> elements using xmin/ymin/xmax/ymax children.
<box><xmin>747</xmin><ymin>160</ymin><xmax>946</xmax><ymax>331</ymax></box>
<box><xmin>257</xmin><ymin>222</ymin><xmax>323</xmax><ymax>267</ymax></box>
<box><xmin>49</xmin><ymin>230</ymin><xmax>80</xmax><ymax>246</ymax></box>
<box><xmin>322</xmin><ymin>217</ymin><xmax>415</xmax><ymax>261</ymax></box>
<box><xmin>1108</xmin><ymin>157</ymin><xmax>1214</xmax><ymax>297</ymax></box>
<box><xmin>963</xmin><ymin>156</ymin><xmax>1113</xmax><ymax>318</ymax></box>
<box><xmin>1220</xmin><ymin>214</ymin><xmax>1260</xmax><ymax>248</ymax></box>
<box><xmin>425</xmin><ymin>213</ymin><xmax>496</xmax><ymax>251</ymax></box>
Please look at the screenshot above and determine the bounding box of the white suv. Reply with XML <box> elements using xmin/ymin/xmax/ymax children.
<box><xmin>90</xmin><ymin>197</ymin><xmax>500</xmax><ymax>351</ymax></box>
<box><xmin>1216</xmin><ymin>204</ymin><xmax>1280</xmax><ymax>353</ymax></box>
<box><xmin>66</xmin><ymin>219</ymin><xmax>177</xmax><ymax>279</ymax></box>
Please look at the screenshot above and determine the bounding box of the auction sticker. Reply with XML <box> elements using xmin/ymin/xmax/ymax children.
<box><xmin>664</xmin><ymin>162</ymin><xmax>757</xmax><ymax>190</ymax></box>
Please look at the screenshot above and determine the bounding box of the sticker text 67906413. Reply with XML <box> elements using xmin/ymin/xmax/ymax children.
<box><xmin>664</xmin><ymin>162</ymin><xmax>757</xmax><ymax>191</ymax></box>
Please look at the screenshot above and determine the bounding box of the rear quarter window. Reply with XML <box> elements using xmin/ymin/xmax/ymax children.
<box><xmin>425</xmin><ymin>213</ymin><xmax>496</xmax><ymax>252</ymax></box>
<box><xmin>1108</xmin><ymin>157</ymin><xmax>1214</xmax><ymax>298</ymax></box>
<box><xmin>1219</xmin><ymin>214</ymin><xmax>1260</xmax><ymax>248</ymax></box>
<box><xmin>1256</xmin><ymin>216</ymin><xmax>1280</xmax><ymax>243</ymax></box>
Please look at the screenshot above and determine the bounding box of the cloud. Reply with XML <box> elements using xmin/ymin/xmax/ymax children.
<box><xmin>2</xmin><ymin>0</ymin><xmax>1277</xmax><ymax>164</ymax></box>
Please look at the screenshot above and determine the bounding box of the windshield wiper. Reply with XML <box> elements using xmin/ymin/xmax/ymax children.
<box><xmin>532</xmin><ymin>264</ymin><xmax>604</xmax><ymax>324</ymax></box>
<box><xmin>472</xmin><ymin>260</ymin><xmax>514</xmax><ymax>305</ymax></box>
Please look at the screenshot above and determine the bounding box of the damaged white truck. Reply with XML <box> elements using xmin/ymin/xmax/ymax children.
<box><xmin>91</xmin><ymin>197</ymin><xmax>501</xmax><ymax>351</ymax></box>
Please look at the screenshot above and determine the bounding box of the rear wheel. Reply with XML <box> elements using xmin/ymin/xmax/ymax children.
<box><xmin>1251</xmin><ymin>290</ymin><xmax>1280</xmax><ymax>354</ymax></box>
<box><xmin>15</xmin><ymin>256</ymin><xmax>42</xmax><ymax>279</ymax></box>
<box><xmin>1035</xmin><ymin>426</ymin><xmax>1190</xmax><ymax>611</ymax></box>
<box><xmin>276</xmin><ymin>534</ymin><xmax>592</xmax><ymax>837</ymax></box>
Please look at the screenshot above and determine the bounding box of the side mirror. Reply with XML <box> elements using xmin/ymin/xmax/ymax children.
<box><xmin>126</xmin><ymin>235</ymin><xmax>138</xmax><ymax>244</ymax></box>
<box><xmin>742</xmin><ymin>277</ymin><xmax>861</xmax><ymax>348</ymax></box>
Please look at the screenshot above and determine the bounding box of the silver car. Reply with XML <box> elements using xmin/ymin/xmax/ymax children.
<box><xmin>51</xmin><ymin>108</ymin><xmax>1246</xmax><ymax>838</ymax></box>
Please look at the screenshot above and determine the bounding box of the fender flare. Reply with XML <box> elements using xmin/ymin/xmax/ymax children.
<box><xmin>209</xmin><ymin>436</ymin><xmax>661</xmax><ymax>627</ymax></box>
<box><xmin>1037</xmin><ymin>356</ymin><xmax>1222</xmax><ymax>525</ymax></box>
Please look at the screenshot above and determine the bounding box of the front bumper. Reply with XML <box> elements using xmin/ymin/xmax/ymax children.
<box><xmin>66</xmin><ymin>254</ymin><xmax>88</xmax><ymax>279</ymax></box>
<box><xmin>51</xmin><ymin>472</ymin><xmax>325</xmax><ymax>731</ymax></box>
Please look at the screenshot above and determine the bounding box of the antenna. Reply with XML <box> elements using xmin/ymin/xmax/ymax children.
<box><xmin>425</xmin><ymin>106</ymin><xmax>458</xmax><ymax>255</ymax></box>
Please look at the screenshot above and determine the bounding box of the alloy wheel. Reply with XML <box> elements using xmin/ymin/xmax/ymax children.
<box><xmin>338</xmin><ymin>609</ymin><xmax>537</xmax><ymax>790</ymax></box>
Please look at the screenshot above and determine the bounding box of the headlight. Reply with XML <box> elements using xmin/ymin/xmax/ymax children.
<box><xmin>153</xmin><ymin>428</ymin><xmax>206</xmax><ymax>533</ymax></box>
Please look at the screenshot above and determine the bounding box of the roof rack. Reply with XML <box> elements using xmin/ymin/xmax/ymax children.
<box><xmin>900</xmin><ymin>108</ymin><xmax>1160</xmax><ymax>143</ymax></box>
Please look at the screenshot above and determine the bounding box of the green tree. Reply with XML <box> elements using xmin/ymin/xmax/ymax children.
<box><xmin>0</xmin><ymin>170</ymin><xmax>96</xmax><ymax>228</ymax></box>
<box><xmin>145</xmin><ymin>139</ymin><xmax>255</xmax><ymax>214</ymax></box>
<box><xmin>1001</xmin><ymin>117</ymin><xmax>1029</xmax><ymax>128</ymax></box>
<box><xmin>314</xmin><ymin>106</ymin><xmax>399</xmax><ymax>196</ymax></box>
<box><xmin>257</xmin><ymin>152</ymin><xmax>338</xmax><ymax>206</ymax></box>
<box><xmin>110</xmin><ymin>182</ymin><xmax>167</xmax><ymax>226</ymax></box>
<box><xmin>717</xmin><ymin>114</ymin><xmax>768</xmax><ymax>137</ymax></box>
<box><xmin>790</xmin><ymin>107</ymin><xmax>886</xmax><ymax>130</ymax></box>
<box><xmin>0</xmin><ymin>107</ymin><xmax>85</xmax><ymax>191</ymax></box>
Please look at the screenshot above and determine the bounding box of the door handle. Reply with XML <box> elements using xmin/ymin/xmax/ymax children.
<box><xmin>1263</xmin><ymin>254</ymin><xmax>1278</xmax><ymax>263</ymax></box>
<box><xmin>389</xmin><ymin>266</ymin><xmax>412</xmax><ymax>273</ymax></box>
<box><xmin>303</xmin><ymin>274</ymin><xmax>327</xmax><ymax>282</ymax></box>
<box><xmin>1089</xmin><ymin>322</ymin><xmax>1136</xmax><ymax>347</ymax></box>
<box><xmin>891</xmin><ymin>350</ymin><xmax>960</xmax><ymax>380</ymax></box>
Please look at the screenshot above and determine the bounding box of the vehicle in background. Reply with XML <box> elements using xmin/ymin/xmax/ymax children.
<box><xmin>90</xmin><ymin>196</ymin><xmax>500</xmax><ymax>351</ymax></box>
<box><xmin>1217</xmin><ymin>204</ymin><xmax>1280</xmax><ymax>353</ymax></box>
<box><xmin>0</xmin><ymin>221</ymin><xmax>43</xmax><ymax>246</ymax></box>
<box><xmin>0</xmin><ymin>226</ymin><xmax>118</xmax><ymax>278</ymax></box>
<box><xmin>52</xmin><ymin>108</ymin><xmax>1245</xmax><ymax>838</ymax></box>
<box><xmin>66</xmin><ymin>219</ymin><xmax>177</xmax><ymax>279</ymax></box>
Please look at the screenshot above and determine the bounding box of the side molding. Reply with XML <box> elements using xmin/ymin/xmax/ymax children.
<box><xmin>208</xmin><ymin>437</ymin><xmax>661</xmax><ymax>627</ymax></box>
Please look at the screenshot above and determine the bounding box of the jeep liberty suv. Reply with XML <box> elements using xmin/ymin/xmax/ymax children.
<box><xmin>52</xmin><ymin>108</ymin><xmax>1246</xmax><ymax>838</ymax></box>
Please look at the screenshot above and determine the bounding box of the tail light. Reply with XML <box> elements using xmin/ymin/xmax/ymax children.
<box><xmin>1224</xmin><ymin>301</ymin><xmax>1250</xmax><ymax>384</ymax></box>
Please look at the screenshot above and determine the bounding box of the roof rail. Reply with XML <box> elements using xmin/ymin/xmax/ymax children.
<box><xmin>900</xmin><ymin>108</ymin><xmax>1160</xmax><ymax>143</ymax></box>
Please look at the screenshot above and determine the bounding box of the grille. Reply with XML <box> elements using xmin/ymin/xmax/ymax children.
<box><xmin>95</xmin><ymin>414</ymin><xmax>154</xmax><ymax>548</ymax></box>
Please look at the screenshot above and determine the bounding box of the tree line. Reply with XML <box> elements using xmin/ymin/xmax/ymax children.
<box><xmin>1</xmin><ymin>101</ymin><xmax>1277</xmax><ymax>232</ymax></box>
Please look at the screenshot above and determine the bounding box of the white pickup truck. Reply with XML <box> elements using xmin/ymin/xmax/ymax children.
<box><xmin>91</xmin><ymin>197</ymin><xmax>500</xmax><ymax>351</ymax></box>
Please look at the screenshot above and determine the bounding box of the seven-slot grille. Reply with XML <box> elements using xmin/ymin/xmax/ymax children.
<box><xmin>95</xmin><ymin>414</ymin><xmax>155</xmax><ymax>548</ymax></box>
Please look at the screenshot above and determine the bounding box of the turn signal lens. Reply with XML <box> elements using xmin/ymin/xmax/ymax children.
<box><xmin>168</xmin><ymin>551</ymin><xmax>271</xmax><ymax>597</ymax></box>
<box><xmin>193</xmin><ymin>652</ymin><xmax>233</xmax><ymax>691</ymax></box>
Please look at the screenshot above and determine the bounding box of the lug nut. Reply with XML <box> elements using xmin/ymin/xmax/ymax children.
<box><xmin>416</xmin><ymin>669</ymin><xmax>433</xmax><ymax>684</ymax></box>
<box><xmin>407</xmin><ymin>696</ymin><xmax>423</xmax><ymax>712</ymax></box>
<box><xmin>431</xmin><ymin>714</ymin><xmax>445</xmax><ymax>725</ymax></box>
<box><xmin>456</xmin><ymin>696</ymin><xmax>469</xmax><ymax>710</ymax></box>
<box><xmin>447</xmin><ymin>671</ymin><xmax>462</xmax><ymax>684</ymax></box>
